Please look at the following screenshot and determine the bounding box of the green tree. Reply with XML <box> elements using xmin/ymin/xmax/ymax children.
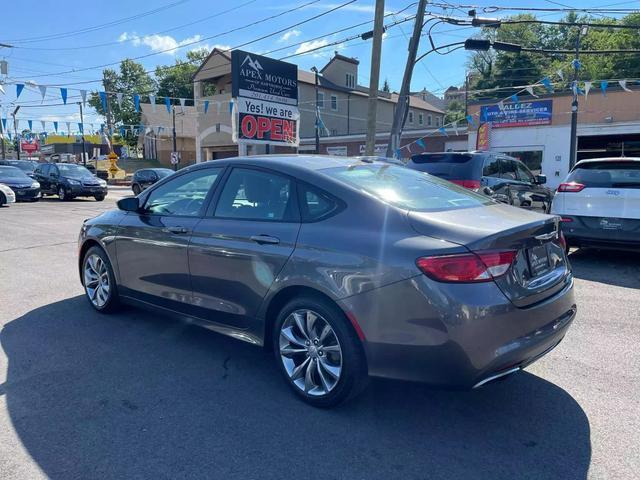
<box><xmin>156</xmin><ymin>49</ymin><xmax>215</xmax><ymax>100</ymax></box>
<box><xmin>89</xmin><ymin>59</ymin><xmax>155</xmax><ymax>147</ymax></box>
<box><xmin>382</xmin><ymin>78</ymin><xmax>390</xmax><ymax>92</ymax></box>
<box><xmin>445</xmin><ymin>99</ymin><xmax>465</xmax><ymax>124</ymax></box>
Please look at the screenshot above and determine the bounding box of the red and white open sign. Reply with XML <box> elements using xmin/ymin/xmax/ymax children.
<box><xmin>233</xmin><ymin>98</ymin><xmax>300</xmax><ymax>146</ymax></box>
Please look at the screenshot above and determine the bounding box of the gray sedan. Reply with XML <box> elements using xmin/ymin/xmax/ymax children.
<box><xmin>77</xmin><ymin>156</ymin><xmax>576</xmax><ymax>407</ymax></box>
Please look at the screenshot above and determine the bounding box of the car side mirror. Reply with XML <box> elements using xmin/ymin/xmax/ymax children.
<box><xmin>117</xmin><ymin>196</ymin><xmax>140</xmax><ymax>212</ymax></box>
<box><xmin>535</xmin><ymin>174</ymin><xmax>547</xmax><ymax>185</ymax></box>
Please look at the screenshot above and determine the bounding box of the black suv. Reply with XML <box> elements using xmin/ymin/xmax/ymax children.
<box><xmin>34</xmin><ymin>163</ymin><xmax>108</xmax><ymax>201</ymax></box>
<box><xmin>408</xmin><ymin>152</ymin><xmax>553</xmax><ymax>213</ymax></box>
<box><xmin>0</xmin><ymin>159</ymin><xmax>39</xmax><ymax>179</ymax></box>
<box><xmin>131</xmin><ymin>168</ymin><xmax>174</xmax><ymax>195</ymax></box>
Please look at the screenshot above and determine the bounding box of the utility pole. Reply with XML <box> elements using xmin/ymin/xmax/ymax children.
<box><xmin>365</xmin><ymin>0</ymin><xmax>385</xmax><ymax>156</ymax></box>
<box><xmin>172</xmin><ymin>104</ymin><xmax>178</xmax><ymax>171</ymax></box>
<box><xmin>311</xmin><ymin>66</ymin><xmax>320</xmax><ymax>153</ymax></box>
<box><xmin>78</xmin><ymin>102</ymin><xmax>87</xmax><ymax>167</ymax></box>
<box><xmin>569</xmin><ymin>25</ymin><xmax>586</xmax><ymax>170</ymax></box>
<box><xmin>0</xmin><ymin>106</ymin><xmax>5</xmax><ymax>160</ymax></box>
<box><xmin>12</xmin><ymin>106</ymin><xmax>20</xmax><ymax>160</ymax></box>
<box><xmin>102</xmin><ymin>72</ymin><xmax>114</xmax><ymax>153</ymax></box>
<box><xmin>386</xmin><ymin>0</ymin><xmax>428</xmax><ymax>158</ymax></box>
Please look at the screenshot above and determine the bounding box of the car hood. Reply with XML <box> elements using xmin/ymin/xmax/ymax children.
<box><xmin>408</xmin><ymin>203</ymin><xmax>558</xmax><ymax>251</ymax></box>
<box><xmin>0</xmin><ymin>177</ymin><xmax>33</xmax><ymax>187</ymax></box>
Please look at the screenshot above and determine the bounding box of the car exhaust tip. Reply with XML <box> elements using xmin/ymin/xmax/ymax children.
<box><xmin>473</xmin><ymin>367</ymin><xmax>521</xmax><ymax>389</ymax></box>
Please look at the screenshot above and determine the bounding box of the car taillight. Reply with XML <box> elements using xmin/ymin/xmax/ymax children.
<box><xmin>557</xmin><ymin>182</ymin><xmax>585</xmax><ymax>193</ymax></box>
<box><xmin>416</xmin><ymin>250</ymin><xmax>517</xmax><ymax>283</ymax></box>
<box><xmin>559</xmin><ymin>230</ymin><xmax>567</xmax><ymax>250</ymax></box>
<box><xmin>451</xmin><ymin>179</ymin><xmax>481</xmax><ymax>189</ymax></box>
<box><xmin>560</xmin><ymin>217</ymin><xmax>573</xmax><ymax>223</ymax></box>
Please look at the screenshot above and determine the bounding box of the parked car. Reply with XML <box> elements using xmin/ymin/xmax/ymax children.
<box><xmin>131</xmin><ymin>168</ymin><xmax>174</xmax><ymax>195</ymax></box>
<box><xmin>551</xmin><ymin>157</ymin><xmax>640</xmax><ymax>251</ymax></box>
<box><xmin>408</xmin><ymin>152</ymin><xmax>553</xmax><ymax>212</ymax></box>
<box><xmin>0</xmin><ymin>166</ymin><xmax>41</xmax><ymax>202</ymax></box>
<box><xmin>0</xmin><ymin>159</ymin><xmax>39</xmax><ymax>179</ymax></box>
<box><xmin>34</xmin><ymin>162</ymin><xmax>107</xmax><ymax>201</ymax></box>
<box><xmin>0</xmin><ymin>182</ymin><xmax>17</xmax><ymax>206</ymax></box>
<box><xmin>78</xmin><ymin>156</ymin><xmax>575</xmax><ymax>407</ymax></box>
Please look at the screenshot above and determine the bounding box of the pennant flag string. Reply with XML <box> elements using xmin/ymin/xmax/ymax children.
<box><xmin>60</xmin><ymin>88</ymin><xmax>68</xmax><ymax>105</ymax></box>
<box><xmin>16</xmin><ymin>84</ymin><xmax>25</xmax><ymax>98</ymax></box>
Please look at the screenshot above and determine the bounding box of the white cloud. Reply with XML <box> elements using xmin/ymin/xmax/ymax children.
<box><xmin>118</xmin><ymin>32</ymin><xmax>224</xmax><ymax>56</ymax></box>
<box><xmin>295</xmin><ymin>39</ymin><xmax>329</xmax><ymax>55</ymax></box>
<box><xmin>279</xmin><ymin>29</ymin><xmax>301</xmax><ymax>42</ymax></box>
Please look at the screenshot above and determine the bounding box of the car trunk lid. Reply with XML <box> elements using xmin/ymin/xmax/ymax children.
<box><xmin>409</xmin><ymin>203</ymin><xmax>570</xmax><ymax>307</ymax></box>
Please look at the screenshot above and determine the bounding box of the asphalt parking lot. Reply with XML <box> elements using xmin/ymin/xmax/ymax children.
<box><xmin>1</xmin><ymin>189</ymin><xmax>639</xmax><ymax>480</ymax></box>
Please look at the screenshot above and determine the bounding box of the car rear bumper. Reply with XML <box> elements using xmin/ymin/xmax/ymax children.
<box><xmin>561</xmin><ymin>215</ymin><xmax>640</xmax><ymax>250</ymax></box>
<box><xmin>339</xmin><ymin>273</ymin><xmax>576</xmax><ymax>388</ymax></box>
<box><xmin>69</xmin><ymin>185</ymin><xmax>108</xmax><ymax>197</ymax></box>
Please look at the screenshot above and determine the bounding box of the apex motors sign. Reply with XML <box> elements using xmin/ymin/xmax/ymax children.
<box><xmin>231</xmin><ymin>50</ymin><xmax>299</xmax><ymax>146</ymax></box>
<box><xmin>480</xmin><ymin>100</ymin><xmax>553</xmax><ymax>128</ymax></box>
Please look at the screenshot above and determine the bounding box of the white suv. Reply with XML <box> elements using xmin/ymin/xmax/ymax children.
<box><xmin>551</xmin><ymin>157</ymin><xmax>640</xmax><ymax>250</ymax></box>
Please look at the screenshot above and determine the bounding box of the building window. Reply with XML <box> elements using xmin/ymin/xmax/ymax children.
<box><xmin>330</xmin><ymin>94</ymin><xmax>338</xmax><ymax>111</ymax></box>
<box><xmin>418</xmin><ymin>113</ymin><xmax>424</xmax><ymax>125</ymax></box>
<box><xmin>427</xmin><ymin>114</ymin><xmax>432</xmax><ymax>126</ymax></box>
<box><xmin>346</xmin><ymin>73</ymin><xmax>355</xmax><ymax>88</ymax></box>
<box><xmin>408</xmin><ymin>111</ymin><xmax>414</xmax><ymax>124</ymax></box>
<box><xmin>317</xmin><ymin>91</ymin><xmax>325</xmax><ymax>109</ymax></box>
<box><xmin>435</xmin><ymin>116</ymin><xmax>441</xmax><ymax>127</ymax></box>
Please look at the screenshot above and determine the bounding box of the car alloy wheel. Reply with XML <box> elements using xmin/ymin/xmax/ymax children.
<box><xmin>58</xmin><ymin>186</ymin><xmax>66</xmax><ymax>201</ymax></box>
<box><xmin>279</xmin><ymin>309</ymin><xmax>343</xmax><ymax>396</ymax></box>
<box><xmin>83</xmin><ymin>253</ymin><xmax>111</xmax><ymax>308</ymax></box>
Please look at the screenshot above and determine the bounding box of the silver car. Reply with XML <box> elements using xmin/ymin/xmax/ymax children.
<box><xmin>78</xmin><ymin>156</ymin><xmax>576</xmax><ymax>407</ymax></box>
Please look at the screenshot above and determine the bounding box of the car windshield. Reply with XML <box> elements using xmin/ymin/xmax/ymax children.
<box><xmin>568</xmin><ymin>161</ymin><xmax>640</xmax><ymax>188</ymax></box>
<box><xmin>57</xmin><ymin>163</ymin><xmax>93</xmax><ymax>178</ymax></box>
<box><xmin>321</xmin><ymin>164</ymin><xmax>492</xmax><ymax>212</ymax></box>
<box><xmin>0</xmin><ymin>166</ymin><xmax>31</xmax><ymax>179</ymax></box>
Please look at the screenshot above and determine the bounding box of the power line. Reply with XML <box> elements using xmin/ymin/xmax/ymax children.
<box><xmin>3</xmin><ymin>0</ymin><xmax>189</xmax><ymax>44</ymax></box>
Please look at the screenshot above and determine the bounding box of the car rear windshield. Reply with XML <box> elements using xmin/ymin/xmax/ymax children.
<box><xmin>568</xmin><ymin>161</ymin><xmax>640</xmax><ymax>188</ymax></box>
<box><xmin>321</xmin><ymin>164</ymin><xmax>492</xmax><ymax>212</ymax></box>
<box><xmin>408</xmin><ymin>153</ymin><xmax>476</xmax><ymax>180</ymax></box>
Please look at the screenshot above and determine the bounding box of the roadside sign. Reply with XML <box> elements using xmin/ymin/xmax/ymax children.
<box><xmin>170</xmin><ymin>151</ymin><xmax>180</xmax><ymax>165</ymax></box>
<box><xmin>231</xmin><ymin>50</ymin><xmax>299</xmax><ymax>147</ymax></box>
<box><xmin>480</xmin><ymin>99</ymin><xmax>553</xmax><ymax>128</ymax></box>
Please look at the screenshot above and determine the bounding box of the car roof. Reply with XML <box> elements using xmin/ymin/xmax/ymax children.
<box><xmin>574</xmin><ymin>157</ymin><xmax>640</xmax><ymax>167</ymax></box>
<box><xmin>197</xmin><ymin>155</ymin><xmax>394</xmax><ymax>172</ymax></box>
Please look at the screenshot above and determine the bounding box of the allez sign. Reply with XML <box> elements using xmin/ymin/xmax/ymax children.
<box><xmin>480</xmin><ymin>100</ymin><xmax>553</xmax><ymax>128</ymax></box>
<box><xmin>231</xmin><ymin>50</ymin><xmax>299</xmax><ymax>146</ymax></box>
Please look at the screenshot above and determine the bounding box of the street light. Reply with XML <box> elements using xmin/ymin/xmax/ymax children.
<box><xmin>310</xmin><ymin>66</ymin><xmax>320</xmax><ymax>154</ymax></box>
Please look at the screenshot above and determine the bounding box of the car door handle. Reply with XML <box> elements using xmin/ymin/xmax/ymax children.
<box><xmin>250</xmin><ymin>235</ymin><xmax>280</xmax><ymax>245</ymax></box>
<box><xmin>163</xmin><ymin>226</ymin><xmax>190</xmax><ymax>234</ymax></box>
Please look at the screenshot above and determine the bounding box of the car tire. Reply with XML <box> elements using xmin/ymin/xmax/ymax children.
<box><xmin>132</xmin><ymin>184</ymin><xmax>141</xmax><ymax>195</ymax></box>
<box><xmin>94</xmin><ymin>195</ymin><xmax>105</xmax><ymax>202</ymax></box>
<box><xmin>82</xmin><ymin>246</ymin><xmax>120</xmax><ymax>313</ymax></box>
<box><xmin>58</xmin><ymin>186</ymin><xmax>69</xmax><ymax>201</ymax></box>
<box><xmin>273</xmin><ymin>296</ymin><xmax>368</xmax><ymax>408</ymax></box>
<box><xmin>0</xmin><ymin>192</ymin><xmax>5</xmax><ymax>207</ymax></box>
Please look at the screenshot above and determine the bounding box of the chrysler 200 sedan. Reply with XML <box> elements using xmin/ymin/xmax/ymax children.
<box><xmin>78</xmin><ymin>156</ymin><xmax>576</xmax><ymax>407</ymax></box>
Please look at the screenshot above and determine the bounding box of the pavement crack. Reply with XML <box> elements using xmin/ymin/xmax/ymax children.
<box><xmin>0</xmin><ymin>241</ymin><xmax>76</xmax><ymax>253</ymax></box>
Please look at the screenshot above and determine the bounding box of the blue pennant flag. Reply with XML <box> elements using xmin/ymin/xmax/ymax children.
<box><xmin>438</xmin><ymin>126</ymin><xmax>448</xmax><ymax>137</ymax></box>
<box><xmin>78</xmin><ymin>123</ymin><xmax>83</xmax><ymax>133</ymax></box>
<box><xmin>510</xmin><ymin>93</ymin><xmax>519</xmax><ymax>104</ymax></box>
<box><xmin>204</xmin><ymin>100</ymin><xmax>209</xmax><ymax>114</ymax></box>
<box><xmin>119</xmin><ymin>126</ymin><xmax>126</xmax><ymax>137</ymax></box>
<box><xmin>16</xmin><ymin>84</ymin><xmax>25</xmax><ymax>98</ymax></box>
<box><xmin>165</xmin><ymin>96</ymin><xmax>171</xmax><ymax>113</ymax></box>
<box><xmin>133</xmin><ymin>94</ymin><xmax>140</xmax><ymax>113</ymax></box>
<box><xmin>395</xmin><ymin>148</ymin><xmax>402</xmax><ymax>159</ymax></box>
<box><xmin>229</xmin><ymin>100</ymin><xmax>234</xmax><ymax>114</ymax></box>
<box><xmin>571</xmin><ymin>59</ymin><xmax>582</xmax><ymax>70</ymax></box>
<box><xmin>416</xmin><ymin>138</ymin><xmax>426</xmax><ymax>149</ymax></box>
<box><xmin>1</xmin><ymin>118</ymin><xmax>6</xmax><ymax>130</ymax></box>
<box><xmin>8</xmin><ymin>132</ymin><xmax>11</xmax><ymax>141</ymax></box>
<box><xmin>60</xmin><ymin>88</ymin><xmax>68</xmax><ymax>104</ymax></box>
<box><xmin>28</xmin><ymin>120</ymin><xmax>32</xmax><ymax>131</ymax></box>
<box><xmin>541</xmin><ymin>77</ymin><xmax>554</xmax><ymax>92</ymax></box>
<box><xmin>53</xmin><ymin>121</ymin><xmax>58</xmax><ymax>132</ymax></box>
<box><xmin>99</xmin><ymin>92</ymin><xmax>108</xmax><ymax>112</ymax></box>
<box><xmin>466</xmin><ymin>114</ymin><xmax>475</xmax><ymax>126</ymax></box>
<box><xmin>100</xmin><ymin>123</ymin><xmax>105</xmax><ymax>132</ymax></box>
<box><xmin>600</xmin><ymin>80</ymin><xmax>608</xmax><ymax>96</ymax></box>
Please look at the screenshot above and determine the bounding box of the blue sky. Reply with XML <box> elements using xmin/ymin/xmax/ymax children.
<box><xmin>0</xmin><ymin>0</ymin><xmax>632</xmax><ymax>130</ymax></box>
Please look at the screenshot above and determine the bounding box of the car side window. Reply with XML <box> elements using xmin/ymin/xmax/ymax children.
<box><xmin>500</xmin><ymin>159</ymin><xmax>517</xmax><ymax>180</ymax></box>
<box><xmin>214</xmin><ymin>168</ymin><xmax>295</xmax><ymax>221</ymax></box>
<box><xmin>298</xmin><ymin>184</ymin><xmax>339</xmax><ymax>221</ymax></box>
<box><xmin>143</xmin><ymin>168</ymin><xmax>222</xmax><ymax>217</ymax></box>
<box><xmin>482</xmin><ymin>156</ymin><xmax>501</xmax><ymax>177</ymax></box>
<box><xmin>50</xmin><ymin>166</ymin><xmax>59</xmax><ymax>177</ymax></box>
<box><xmin>515</xmin><ymin>161</ymin><xmax>535</xmax><ymax>183</ymax></box>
